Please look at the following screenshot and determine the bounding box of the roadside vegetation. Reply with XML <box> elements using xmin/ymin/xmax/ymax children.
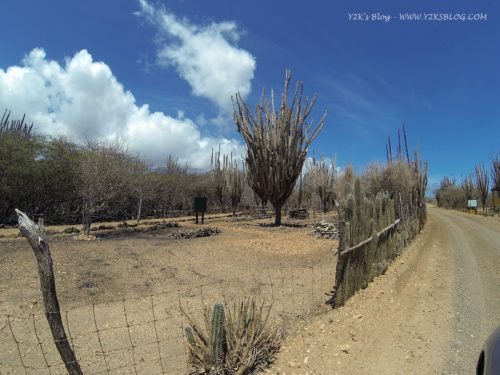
<box><xmin>434</xmin><ymin>153</ymin><xmax>499</xmax><ymax>214</ymax></box>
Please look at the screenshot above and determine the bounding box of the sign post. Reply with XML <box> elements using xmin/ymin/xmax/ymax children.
<box><xmin>193</xmin><ymin>197</ymin><xmax>207</xmax><ymax>224</ymax></box>
<box><xmin>467</xmin><ymin>199</ymin><xmax>477</xmax><ymax>214</ymax></box>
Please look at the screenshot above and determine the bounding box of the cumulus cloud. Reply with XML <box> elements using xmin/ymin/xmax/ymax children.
<box><xmin>0</xmin><ymin>48</ymin><xmax>243</xmax><ymax>169</ymax></box>
<box><xmin>136</xmin><ymin>0</ymin><xmax>256</xmax><ymax>114</ymax></box>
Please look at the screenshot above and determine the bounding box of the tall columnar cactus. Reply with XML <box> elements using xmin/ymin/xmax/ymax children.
<box><xmin>344</xmin><ymin>181</ymin><xmax>352</xmax><ymax>197</ymax></box>
<box><xmin>210</xmin><ymin>303</ymin><xmax>226</xmax><ymax>365</ymax></box>
<box><xmin>354</xmin><ymin>178</ymin><xmax>366</xmax><ymax>242</ymax></box>
<box><xmin>224</xmin><ymin>153</ymin><xmax>246</xmax><ymax>216</ymax></box>
<box><xmin>368</xmin><ymin>218</ymin><xmax>375</xmax><ymax>234</ymax></box>
<box><xmin>211</xmin><ymin>147</ymin><xmax>228</xmax><ymax>212</ymax></box>
<box><xmin>346</xmin><ymin>193</ymin><xmax>356</xmax><ymax>245</ymax></box>
<box><xmin>365</xmin><ymin>197</ymin><xmax>375</xmax><ymax>228</ymax></box>
<box><xmin>375</xmin><ymin>193</ymin><xmax>383</xmax><ymax>229</ymax></box>
<box><xmin>381</xmin><ymin>194</ymin><xmax>390</xmax><ymax>228</ymax></box>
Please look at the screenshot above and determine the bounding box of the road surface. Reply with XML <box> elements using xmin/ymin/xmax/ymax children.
<box><xmin>271</xmin><ymin>207</ymin><xmax>500</xmax><ymax>374</ymax></box>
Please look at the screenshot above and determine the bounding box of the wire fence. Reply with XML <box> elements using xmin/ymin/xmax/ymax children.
<box><xmin>0</xmin><ymin>252</ymin><xmax>336</xmax><ymax>375</ymax></box>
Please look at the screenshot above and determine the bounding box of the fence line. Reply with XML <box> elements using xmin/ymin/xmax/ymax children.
<box><xmin>341</xmin><ymin>218</ymin><xmax>401</xmax><ymax>256</ymax></box>
<box><xmin>332</xmin><ymin>213</ymin><xmax>420</xmax><ymax>307</ymax></box>
<box><xmin>0</xmin><ymin>251</ymin><xmax>336</xmax><ymax>375</ymax></box>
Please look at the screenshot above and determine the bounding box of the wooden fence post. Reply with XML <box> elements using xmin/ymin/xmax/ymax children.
<box><xmin>328</xmin><ymin>221</ymin><xmax>347</xmax><ymax>306</ymax></box>
<box><xmin>15</xmin><ymin>209</ymin><xmax>83</xmax><ymax>375</ymax></box>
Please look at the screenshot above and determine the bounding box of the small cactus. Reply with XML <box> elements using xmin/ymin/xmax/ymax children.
<box><xmin>185</xmin><ymin>326</ymin><xmax>195</xmax><ymax>346</ymax></box>
<box><xmin>210</xmin><ymin>303</ymin><xmax>225</xmax><ymax>364</ymax></box>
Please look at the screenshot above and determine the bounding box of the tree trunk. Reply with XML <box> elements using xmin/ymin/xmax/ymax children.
<box><xmin>136</xmin><ymin>197</ymin><xmax>143</xmax><ymax>223</ymax></box>
<box><xmin>16</xmin><ymin>210</ymin><xmax>83</xmax><ymax>374</ymax></box>
<box><xmin>274</xmin><ymin>205</ymin><xmax>282</xmax><ymax>226</ymax></box>
<box><xmin>82</xmin><ymin>204</ymin><xmax>92</xmax><ymax>236</ymax></box>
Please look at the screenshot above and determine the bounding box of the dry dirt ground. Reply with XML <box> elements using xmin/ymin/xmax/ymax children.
<box><xmin>0</xmin><ymin>213</ymin><xmax>336</xmax><ymax>374</ymax></box>
<box><xmin>1</xmin><ymin>208</ymin><xmax>498</xmax><ymax>374</ymax></box>
<box><xmin>269</xmin><ymin>207</ymin><xmax>500</xmax><ymax>375</ymax></box>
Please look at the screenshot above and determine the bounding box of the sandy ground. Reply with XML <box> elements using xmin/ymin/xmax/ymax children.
<box><xmin>269</xmin><ymin>207</ymin><xmax>500</xmax><ymax>375</ymax></box>
<box><xmin>0</xmin><ymin>214</ymin><xmax>337</xmax><ymax>374</ymax></box>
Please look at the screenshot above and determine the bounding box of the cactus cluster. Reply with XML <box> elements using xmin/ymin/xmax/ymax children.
<box><xmin>340</xmin><ymin>178</ymin><xmax>396</xmax><ymax>247</ymax></box>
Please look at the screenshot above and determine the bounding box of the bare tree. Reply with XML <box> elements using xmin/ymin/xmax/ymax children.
<box><xmin>305</xmin><ymin>155</ymin><xmax>338</xmax><ymax>212</ymax></box>
<box><xmin>491</xmin><ymin>153</ymin><xmax>500</xmax><ymax>190</ymax></box>
<box><xmin>76</xmin><ymin>141</ymin><xmax>130</xmax><ymax>235</ymax></box>
<box><xmin>128</xmin><ymin>157</ymin><xmax>151</xmax><ymax>223</ymax></box>
<box><xmin>475</xmin><ymin>163</ymin><xmax>489</xmax><ymax>213</ymax></box>
<box><xmin>461</xmin><ymin>174</ymin><xmax>475</xmax><ymax>201</ymax></box>
<box><xmin>435</xmin><ymin>176</ymin><xmax>456</xmax><ymax>208</ymax></box>
<box><xmin>233</xmin><ymin>70</ymin><xmax>326</xmax><ymax>225</ymax></box>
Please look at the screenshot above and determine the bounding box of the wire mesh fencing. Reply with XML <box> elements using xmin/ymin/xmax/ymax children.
<box><xmin>0</xmin><ymin>252</ymin><xmax>336</xmax><ymax>375</ymax></box>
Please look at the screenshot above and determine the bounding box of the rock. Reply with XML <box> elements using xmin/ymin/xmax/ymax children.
<box><xmin>147</xmin><ymin>222</ymin><xmax>180</xmax><ymax>232</ymax></box>
<box><xmin>312</xmin><ymin>220</ymin><xmax>340</xmax><ymax>239</ymax></box>
<box><xmin>168</xmin><ymin>227</ymin><xmax>220</xmax><ymax>239</ymax></box>
<box><xmin>97</xmin><ymin>224</ymin><xmax>115</xmax><ymax>230</ymax></box>
<box><xmin>304</xmin><ymin>356</ymin><xmax>309</xmax><ymax>364</ymax></box>
<box><xmin>340</xmin><ymin>344</ymin><xmax>351</xmax><ymax>354</ymax></box>
<box><xmin>63</xmin><ymin>227</ymin><xmax>80</xmax><ymax>234</ymax></box>
<box><xmin>73</xmin><ymin>234</ymin><xmax>97</xmax><ymax>241</ymax></box>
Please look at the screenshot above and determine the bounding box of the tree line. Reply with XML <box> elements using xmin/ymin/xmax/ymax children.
<box><xmin>433</xmin><ymin>155</ymin><xmax>499</xmax><ymax>212</ymax></box>
<box><xmin>1</xmin><ymin>71</ymin><xmax>429</xmax><ymax>230</ymax></box>
<box><xmin>0</xmin><ymin>110</ymin><xmax>226</xmax><ymax>227</ymax></box>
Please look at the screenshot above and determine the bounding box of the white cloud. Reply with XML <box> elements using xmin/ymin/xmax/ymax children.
<box><xmin>136</xmin><ymin>0</ymin><xmax>256</xmax><ymax>114</ymax></box>
<box><xmin>0</xmin><ymin>48</ymin><xmax>244</xmax><ymax>169</ymax></box>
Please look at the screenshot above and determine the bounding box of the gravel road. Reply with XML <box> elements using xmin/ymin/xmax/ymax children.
<box><xmin>271</xmin><ymin>207</ymin><xmax>500</xmax><ymax>374</ymax></box>
<box><xmin>437</xmin><ymin>208</ymin><xmax>500</xmax><ymax>373</ymax></box>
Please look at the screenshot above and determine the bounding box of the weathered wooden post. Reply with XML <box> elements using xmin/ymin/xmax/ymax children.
<box><xmin>329</xmin><ymin>220</ymin><xmax>347</xmax><ymax>307</ymax></box>
<box><xmin>15</xmin><ymin>209</ymin><xmax>83</xmax><ymax>375</ymax></box>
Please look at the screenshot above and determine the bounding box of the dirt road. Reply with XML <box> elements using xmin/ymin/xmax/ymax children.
<box><xmin>271</xmin><ymin>207</ymin><xmax>500</xmax><ymax>374</ymax></box>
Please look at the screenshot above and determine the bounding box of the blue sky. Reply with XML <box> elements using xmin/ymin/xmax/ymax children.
<box><xmin>1</xmin><ymin>0</ymin><xmax>499</xmax><ymax>192</ymax></box>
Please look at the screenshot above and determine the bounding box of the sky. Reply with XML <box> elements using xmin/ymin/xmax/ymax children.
<box><xmin>1</xmin><ymin>0</ymin><xmax>499</xmax><ymax>193</ymax></box>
